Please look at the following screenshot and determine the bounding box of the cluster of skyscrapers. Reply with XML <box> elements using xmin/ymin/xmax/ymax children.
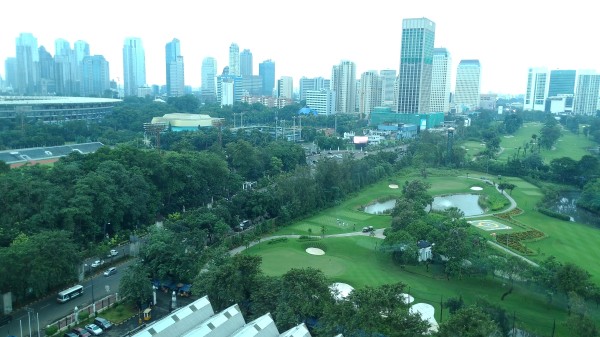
<box><xmin>3</xmin><ymin>18</ymin><xmax>493</xmax><ymax>116</ymax></box>
<box><xmin>524</xmin><ymin>68</ymin><xmax>600</xmax><ymax>115</ymax></box>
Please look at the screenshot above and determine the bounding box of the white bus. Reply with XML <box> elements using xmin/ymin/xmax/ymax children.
<box><xmin>57</xmin><ymin>285</ymin><xmax>84</xmax><ymax>303</ymax></box>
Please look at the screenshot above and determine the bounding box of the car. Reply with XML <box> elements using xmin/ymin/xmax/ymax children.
<box><xmin>107</xmin><ymin>249</ymin><xmax>118</xmax><ymax>257</ymax></box>
<box><xmin>94</xmin><ymin>317</ymin><xmax>113</xmax><ymax>330</ymax></box>
<box><xmin>72</xmin><ymin>327</ymin><xmax>92</xmax><ymax>337</ymax></box>
<box><xmin>103</xmin><ymin>267</ymin><xmax>117</xmax><ymax>277</ymax></box>
<box><xmin>63</xmin><ymin>333</ymin><xmax>79</xmax><ymax>337</ymax></box>
<box><xmin>91</xmin><ymin>260</ymin><xmax>104</xmax><ymax>268</ymax></box>
<box><xmin>85</xmin><ymin>323</ymin><xmax>103</xmax><ymax>336</ymax></box>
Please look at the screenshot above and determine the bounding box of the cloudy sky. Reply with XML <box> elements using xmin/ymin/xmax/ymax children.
<box><xmin>2</xmin><ymin>0</ymin><xmax>598</xmax><ymax>95</ymax></box>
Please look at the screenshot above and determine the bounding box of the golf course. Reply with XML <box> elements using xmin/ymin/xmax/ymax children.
<box><xmin>243</xmin><ymin>168</ymin><xmax>600</xmax><ymax>336</ymax></box>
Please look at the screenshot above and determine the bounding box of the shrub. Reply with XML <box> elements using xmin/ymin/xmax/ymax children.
<box><xmin>45</xmin><ymin>325</ymin><xmax>58</xmax><ymax>336</ymax></box>
<box><xmin>267</xmin><ymin>237</ymin><xmax>288</xmax><ymax>245</ymax></box>
<box><xmin>297</xmin><ymin>236</ymin><xmax>321</xmax><ymax>242</ymax></box>
<box><xmin>78</xmin><ymin>310</ymin><xmax>90</xmax><ymax>321</ymax></box>
<box><xmin>538</xmin><ymin>208</ymin><xmax>571</xmax><ymax>221</ymax></box>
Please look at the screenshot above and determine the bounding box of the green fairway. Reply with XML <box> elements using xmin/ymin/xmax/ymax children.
<box><xmin>496</xmin><ymin>122</ymin><xmax>596</xmax><ymax>162</ymax></box>
<box><xmin>245</xmin><ymin>235</ymin><xmax>596</xmax><ymax>336</ymax></box>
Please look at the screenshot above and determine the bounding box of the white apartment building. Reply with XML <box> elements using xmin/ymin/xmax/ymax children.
<box><xmin>359</xmin><ymin>71</ymin><xmax>382</xmax><ymax>118</ymax></box>
<box><xmin>454</xmin><ymin>59</ymin><xmax>481</xmax><ymax>112</ymax></box>
<box><xmin>524</xmin><ymin>67</ymin><xmax>549</xmax><ymax>111</ymax></box>
<box><xmin>430</xmin><ymin>48</ymin><xmax>451</xmax><ymax>113</ymax></box>
<box><xmin>306</xmin><ymin>89</ymin><xmax>336</xmax><ymax>115</ymax></box>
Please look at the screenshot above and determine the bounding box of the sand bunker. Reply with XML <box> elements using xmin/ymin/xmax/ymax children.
<box><xmin>470</xmin><ymin>186</ymin><xmax>483</xmax><ymax>191</ymax></box>
<box><xmin>330</xmin><ymin>282</ymin><xmax>354</xmax><ymax>300</ymax></box>
<box><xmin>400</xmin><ymin>293</ymin><xmax>414</xmax><ymax>304</ymax></box>
<box><xmin>305</xmin><ymin>247</ymin><xmax>325</xmax><ymax>255</ymax></box>
<box><xmin>410</xmin><ymin>303</ymin><xmax>439</xmax><ymax>333</ymax></box>
<box><xmin>389</xmin><ymin>184</ymin><xmax>399</xmax><ymax>189</ymax></box>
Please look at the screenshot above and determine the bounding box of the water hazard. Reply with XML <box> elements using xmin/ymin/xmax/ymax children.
<box><xmin>364</xmin><ymin>194</ymin><xmax>485</xmax><ymax>216</ymax></box>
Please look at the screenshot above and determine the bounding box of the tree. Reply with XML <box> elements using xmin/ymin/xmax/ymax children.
<box><xmin>565</xmin><ymin>315</ymin><xmax>599</xmax><ymax>337</ymax></box>
<box><xmin>555</xmin><ymin>262</ymin><xmax>592</xmax><ymax>297</ymax></box>
<box><xmin>438</xmin><ymin>305</ymin><xmax>499</xmax><ymax>337</ymax></box>
<box><xmin>119</xmin><ymin>263</ymin><xmax>153</xmax><ymax>308</ymax></box>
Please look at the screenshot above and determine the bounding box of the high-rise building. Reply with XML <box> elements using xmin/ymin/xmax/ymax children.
<box><xmin>201</xmin><ymin>57</ymin><xmax>217</xmax><ymax>101</ymax></box>
<box><xmin>306</xmin><ymin>89</ymin><xmax>336</xmax><ymax>115</ymax></box>
<box><xmin>574</xmin><ymin>71</ymin><xmax>600</xmax><ymax>115</ymax></box>
<box><xmin>54</xmin><ymin>39</ymin><xmax>71</xmax><ymax>57</ymax></box>
<box><xmin>38</xmin><ymin>46</ymin><xmax>55</xmax><ymax>95</ymax></box>
<box><xmin>299</xmin><ymin>77</ymin><xmax>330</xmax><ymax>102</ymax></box>
<box><xmin>123</xmin><ymin>37</ymin><xmax>146</xmax><ymax>97</ymax></box>
<box><xmin>240</xmin><ymin>76</ymin><xmax>263</xmax><ymax>96</ymax></box>
<box><xmin>240</xmin><ymin>49</ymin><xmax>253</xmax><ymax>77</ymax></box>
<box><xmin>81</xmin><ymin>55</ymin><xmax>110</xmax><ymax>97</ymax></box>
<box><xmin>259</xmin><ymin>59</ymin><xmax>275</xmax><ymax>96</ymax></box>
<box><xmin>379</xmin><ymin>69</ymin><xmax>397</xmax><ymax>107</ymax></box>
<box><xmin>454</xmin><ymin>59</ymin><xmax>481</xmax><ymax>112</ymax></box>
<box><xmin>524</xmin><ymin>67</ymin><xmax>549</xmax><ymax>111</ymax></box>
<box><xmin>277</xmin><ymin>76</ymin><xmax>293</xmax><ymax>99</ymax></box>
<box><xmin>53</xmin><ymin>38</ymin><xmax>80</xmax><ymax>95</ymax></box>
<box><xmin>216</xmin><ymin>66</ymin><xmax>243</xmax><ymax>104</ymax></box>
<box><xmin>74</xmin><ymin>40</ymin><xmax>90</xmax><ymax>63</ymax></box>
<box><xmin>359</xmin><ymin>70</ymin><xmax>382</xmax><ymax>118</ymax></box>
<box><xmin>16</xmin><ymin>33</ymin><xmax>40</xmax><ymax>95</ymax></box>
<box><xmin>331</xmin><ymin>60</ymin><xmax>356</xmax><ymax>114</ymax></box>
<box><xmin>430</xmin><ymin>48</ymin><xmax>451</xmax><ymax>113</ymax></box>
<box><xmin>4</xmin><ymin>58</ymin><xmax>18</xmax><ymax>91</ymax></box>
<box><xmin>397</xmin><ymin>18</ymin><xmax>436</xmax><ymax>114</ymax></box>
<box><xmin>166</xmin><ymin>38</ymin><xmax>185</xmax><ymax>97</ymax></box>
<box><xmin>229</xmin><ymin>43</ymin><xmax>240</xmax><ymax>76</ymax></box>
<box><xmin>548</xmin><ymin>69</ymin><xmax>576</xmax><ymax>97</ymax></box>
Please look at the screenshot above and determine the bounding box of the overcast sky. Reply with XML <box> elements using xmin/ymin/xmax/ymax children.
<box><xmin>2</xmin><ymin>0</ymin><xmax>598</xmax><ymax>95</ymax></box>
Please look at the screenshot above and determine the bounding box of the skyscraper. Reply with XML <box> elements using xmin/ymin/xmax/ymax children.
<box><xmin>299</xmin><ymin>77</ymin><xmax>330</xmax><ymax>102</ymax></box>
<box><xmin>430</xmin><ymin>48</ymin><xmax>451</xmax><ymax>113</ymax></box>
<box><xmin>81</xmin><ymin>55</ymin><xmax>110</xmax><ymax>97</ymax></box>
<box><xmin>240</xmin><ymin>49</ymin><xmax>253</xmax><ymax>77</ymax></box>
<box><xmin>74</xmin><ymin>40</ymin><xmax>90</xmax><ymax>63</ymax></box>
<box><xmin>229</xmin><ymin>43</ymin><xmax>240</xmax><ymax>76</ymax></box>
<box><xmin>548</xmin><ymin>69</ymin><xmax>576</xmax><ymax>97</ymax></box>
<box><xmin>524</xmin><ymin>67</ymin><xmax>549</xmax><ymax>111</ymax></box>
<box><xmin>201</xmin><ymin>57</ymin><xmax>217</xmax><ymax>101</ymax></box>
<box><xmin>16</xmin><ymin>33</ymin><xmax>40</xmax><ymax>95</ymax></box>
<box><xmin>397</xmin><ymin>18</ymin><xmax>436</xmax><ymax>114</ymax></box>
<box><xmin>574</xmin><ymin>71</ymin><xmax>600</xmax><ymax>115</ymax></box>
<box><xmin>123</xmin><ymin>37</ymin><xmax>146</xmax><ymax>97</ymax></box>
<box><xmin>38</xmin><ymin>46</ymin><xmax>55</xmax><ymax>95</ymax></box>
<box><xmin>331</xmin><ymin>60</ymin><xmax>356</xmax><ymax>114</ymax></box>
<box><xmin>166</xmin><ymin>38</ymin><xmax>185</xmax><ymax>97</ymax></box>
<box><xmin>359</xmin><ymin>70</ymin><xmax>382</xmax><ymax>117</ymax></box>
<box><xmin>454</xmin><ymin>59</ymin><xmax>481</xmax><ymax>112</ymax></box>
<box><xmin>4</xmin><ymin>58</ymin><xmax>17</xmax><ymax>92</ymax></box>
<box><xmin>277</xmin><ymin>76</ymin><xmax>293</xmax><ymax>99</ymax></box>
<box><xmin>379</xmin><ymin>69</ymin><xmax>397</xmax><ymax>107</ymax></box>
<box><xmin>259</xmin><ymin>59</ymin><xmax>275</xmax><ymax>96</ymax></box>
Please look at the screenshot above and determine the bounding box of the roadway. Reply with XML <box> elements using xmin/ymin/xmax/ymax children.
<box><xmin>0</xmin><ymin>257</ymin><xmax>135</xmax><ymax>337</ymax></box>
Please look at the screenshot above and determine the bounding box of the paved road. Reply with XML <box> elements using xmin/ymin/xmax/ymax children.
<box><xmin>0</xmin><ymin>257</ymin><xmax>134</xmax><ymax>337</ymax></box>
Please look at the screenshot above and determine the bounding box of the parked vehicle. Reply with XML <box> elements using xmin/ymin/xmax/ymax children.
<box><xmin>85</xmin><ymin>323</ymin><xmax>103</xmax><ymax>336</ymax></box>
<box><xmin>107</xmin><ymin>249</ymin><xmax>118</xmax><ymax>257</ymax></box>
<box><xmin>91</xmin><ymin>260</ymin><xmax>105</xmax><ymax>268</ymax></box>
<box><xmin>94</xmin><ymin>317</ymin><xmax>113</xmax><ymax>330</ymax></box>
<box><xmin>71</xmin><ymin>327</ymin><xmax>91</xmax><ymax>337</ymax></box>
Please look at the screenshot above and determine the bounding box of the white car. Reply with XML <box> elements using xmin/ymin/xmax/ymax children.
<box><xmin>107</xmin><ymin>249</ymin><xmax>118</xmax><ymax>257</ymax></box>
<box><xmin>85</xmin><ymin>323</ymin><xmax>103</xmax><ymax>336</ymax></box>
<box><xmin>103</xmin><ymin>267</ymin><xmax>117</xmax><ymax>277</ymax></box>
<box><xmin>91</xmin><ymin>260</ymin><xmax>104</xmax><ymax>268</ymax></box>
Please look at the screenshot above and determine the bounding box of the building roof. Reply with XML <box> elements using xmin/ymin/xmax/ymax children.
<box><xmin>0</xmin><ymin>96</ymin><xmax>121</xmax><ymax>106</ymax></box>
<box><xmin>0</xmin><ymin>142</ymin><xmax>105</xmax><ymax>165</ymax></box>
<box><xmin>417</xmin><ymin>240</ymin><xmax>432</xmax><ymax>249</ymax></box>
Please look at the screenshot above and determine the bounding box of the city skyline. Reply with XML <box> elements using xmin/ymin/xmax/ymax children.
<box><xmin>2</xmin><ymin>0</ymin><xmax>598</xmax><ymax>95</ymax></box>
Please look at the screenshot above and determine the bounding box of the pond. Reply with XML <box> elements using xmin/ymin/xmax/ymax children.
<box><xmin>363</xmin><ymin>194</ymin><xmax>485</xmax><ymax>216</ymax></box>
<box><xmin>548</xmin><ymin>191</ymin><xmax>600</xmax><ymax>228</ymax></box>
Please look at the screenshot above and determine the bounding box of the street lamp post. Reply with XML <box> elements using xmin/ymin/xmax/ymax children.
<box><xmin>85</xmin><ymin>264</ymin><xmax>96</xmax><ymax>315</ymax></box>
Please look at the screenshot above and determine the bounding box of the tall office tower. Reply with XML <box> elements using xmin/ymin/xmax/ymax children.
<box><xmin>359</xmin><ymin>70</ymin><xmax>382</xmax><ymax>118</ymax></box>
<box><xmin>306</xmin><ymin>89</ymin><xmax>336</xmax><ymax>115</ymax></box>
<box><xmin>574</xmin><ymin>71</ymin><xmax>600</xmax><ymax>115</ymax></box>
<box><xmin>229</xmin><ymin>43</ymin><xmax>240</xmax><ymax>76</ymax></box>
<box><xmin>15</xmin><ymin>33</ymin><xmax>40</xmax><ymax>95</ymax></box>
<box><xmin>277</xmin><ymin>76</ymin><xmax>293</xmax><ymax>99</ymax></box>
<box><xmin>429</xmin><ymin>48</ymin><xmax>451</xmax><ymax>113</ymax></box>
<box><xmin>397</xmin><ymin>18</ymin><xmax>436</xmax><ymax>114</ymax></box>
<box><xmin>299</xmin><ymin>77</ymin><xmax>330</xmax><ymax>102</ymax></box>
<box><xmin>54</xmin><ymin>38</ymin><xmax>77</xmax><ymax>95</ymax></box>
<box><xmin>259</xmin><ymin>59</ymin><xmax>275</xmax><ymax>96</ymax></box>
<box><xmin>454</xmin><ymin>59</ymin><xmax>481</xmax><ymax>112</ymax></box>
<box><xmin>80</xmin><ymin>55</ymin><xmax>110</xmax><ymax>97</ymax></box>
<box><xmin>38</xmin><ymin>46</ymin><xmax>55</xmax><ymax>95</ymax></box>
<box><xmin>240</xmin><ymin>49</ymin><xmax>253</xmax><ymax>77</ymax></box>
<box><xmin>240</xmin><ymin>75</ymin><xmax>263</xmax><ymax>96</ymax></box>
<box><xmin>123</xmin><ymin>37</ymin><xmax>146</xmax><ymax>97</ymax></box>
<box><xmin>55</xmin><ymin>39</ymin><xmax>71</xmax><ymax>57</ymax></box>
<box><xmin>524</xmin><ymin>67</ymin><xmax>549</xmax><ymax>111</ymax></box>
<box><xmin>548</xmin><ymin>69</ymin><xmax>576</xmax><ymax>97</ymax></box>
<box><xmin>379</xmin><ymin>69</ymin><xmax>397</xmax><ymax>107</ymax></box>
<box><xmin>74</xmin><ymin>40</ymin><xmax>90</xmax><ymax>63</ymax></box>
<box><xmin>331</xmin><ymin>60</ymin><xmax>356</xmax><ymax>114</ymax></box>
<box><xmin>166</xmin><ymin>38</ymin><xmax>185</xmax><ymax>97</ymax></box>
<box><xmin>216</xmin><ymin>66</ymin><xmax>243</xmax><ymax>104</ymax></box>
<box><xmin>201</xmin><ymin>57</ymin><xmax>217</xmax><ymax>100</ymax></box>
<box><xmin>4</xmin><ymin>58</ymin><xmax>17</xmax><ymax>91</ymax></box>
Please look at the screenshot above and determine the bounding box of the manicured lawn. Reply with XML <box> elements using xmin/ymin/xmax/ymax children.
<box><xmin>245</xmin><ymin>235</ymin><xmax>594</xmax><ymax>336</ymax></box>
<box><xmin>496</xmin><ymin>122</ymin><xmax>596</xmax><ymax>162</ymax></box>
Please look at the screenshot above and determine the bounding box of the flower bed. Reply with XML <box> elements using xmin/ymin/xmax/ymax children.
<box><xmin>496</xmin><ymin>230</ymin><xmax>545</xmax><ymax>255</ymax></box>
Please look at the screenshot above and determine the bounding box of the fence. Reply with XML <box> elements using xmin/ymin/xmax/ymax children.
<box><xmin>50</xmin><ymin>293</ymin><xmax>119</xmax><ymax>332</ymax></box>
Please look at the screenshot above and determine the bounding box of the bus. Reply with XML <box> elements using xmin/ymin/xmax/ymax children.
<box><xmin>57</xmin><ymin>285</ymin><xmax>84</xmax><ymax>303</ymax></box>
